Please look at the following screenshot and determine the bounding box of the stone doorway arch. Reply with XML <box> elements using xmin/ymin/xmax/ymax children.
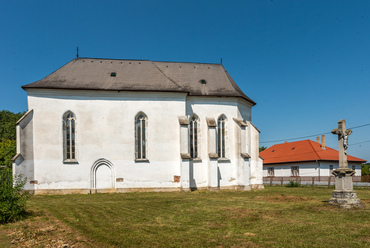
<box><xmin>90</xmin><ymin>158</ymin><xmax>115</xmax><ymax>190</ymax></box>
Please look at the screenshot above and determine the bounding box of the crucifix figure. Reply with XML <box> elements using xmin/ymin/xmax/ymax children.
<box><xmin>331</xmin><ymin>119</ymin><xmax>352</xmax><ymax>169</ymax></box>
<box><xmin>329</xmin><ymin>119</ymin><xmax>364</xmax><ymax>209</ymax></box>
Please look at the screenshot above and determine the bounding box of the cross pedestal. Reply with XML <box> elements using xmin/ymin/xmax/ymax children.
<box><xmin>329</xmin><ymin>119</ymin><xmax>364</xmax><ymax>209</ymax></box>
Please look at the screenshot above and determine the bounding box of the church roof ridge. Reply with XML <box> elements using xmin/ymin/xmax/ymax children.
<box><xmin>76</xmin><ymin>57</ymin><xmax>150</xmax><ymax>62</ymax></box>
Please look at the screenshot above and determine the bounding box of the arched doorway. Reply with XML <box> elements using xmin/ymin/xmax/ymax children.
<box><xmin>91</xmin><ymin>158</ymin><xmax>115</xmax><ymax>190</ymax></box>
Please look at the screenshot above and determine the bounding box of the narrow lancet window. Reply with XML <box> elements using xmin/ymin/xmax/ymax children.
<box><xmin>136</xmin><ymin>113</ymin><xmax>147</xmax><ymax>159</ymax></box>
<box><xmin>63</xmin><ymin>111</ymin><xmax>76</xmax><ymax>162</ymax></box>
<box><xmin>189</xmin><ymin>115</ymin><xmax>199</xmax><ymax>159</ymax></box>
<box><xmin>217</xmin><ymin>115</ymin><xmax>226</xmax><ymax>158</ymax></box>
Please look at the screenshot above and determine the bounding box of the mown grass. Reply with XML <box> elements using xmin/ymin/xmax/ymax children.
<box><xmin>2</xmin><ymin>186</ymin><xmax>370</xmax><ymax>247</ymax></box>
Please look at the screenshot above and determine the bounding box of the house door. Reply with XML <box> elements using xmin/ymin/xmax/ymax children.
<box><xmin>95</xmin><ymin>164</ymin><xmax>112</xmax><ymax>189</ymax></box>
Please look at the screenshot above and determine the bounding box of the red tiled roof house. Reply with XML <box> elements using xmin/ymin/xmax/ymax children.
<box><xmin>260</xmin><ymin>136</ymin><xmax>366</xmax><ymax>178</ymax></box>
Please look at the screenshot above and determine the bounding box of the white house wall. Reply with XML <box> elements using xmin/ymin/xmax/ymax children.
<box><xmin>263</xmin><ymin>161</ymin><xmax>362</xmax><ymax>177</ymax></box>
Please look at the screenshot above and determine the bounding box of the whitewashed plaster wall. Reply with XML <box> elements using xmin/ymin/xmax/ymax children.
<box><xmin>249</xmin><ymin>124</ymin><xmax>263</xmax><ymax>186</ymax></box>
<box><xmin>186</xmin><ymin>96</ymin><xmax>238</xmax><ymax>188</ymax></box>
<box><xmin>13</xmin><ymin>110</ymin><xmax>35</xmax><ymax>190</ymax></box>
<box><xmin>16</xmin><ymin>90</ymin><xmax>263</xmax><ymax>192</ymax></box>
<box><xmin>26</xmin><ymin>89</ymin><xmax>186</xmax><ymax>190</ymax></box>
<box><xmin>263</xmin><ymin>161</ymin><xmax>362</xmax><ymax>177</ymax></box>
<box><xmin>186</xmin><ymin>96</ymin><xmax>261</xmax><ymax>188</ymax></box>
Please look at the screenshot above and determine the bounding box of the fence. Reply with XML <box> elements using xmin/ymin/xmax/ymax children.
<box><xmin>263</xmin><ymin>176</ymin><xmax>369</xmax><ymax>187</ymax></box>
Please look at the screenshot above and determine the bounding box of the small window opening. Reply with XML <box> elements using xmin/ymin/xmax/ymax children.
<box><xmin>111</xmin><ymin>72</ymin><xmax>116</xmax><ymax>77</ymax></box>
<box><xmin>200</xmin><ymin>79</ymin><xmax>207</xmax><ymax>84</ymax></box>
<box><xmin>272</xmin><ymin>150</ymin><xmax>275</xmax><ymax>152</ymax></box>
<box><xmin>291</xmin><ymin>147</ymin><xmax>295</xmax><ymax>150</ymax></box>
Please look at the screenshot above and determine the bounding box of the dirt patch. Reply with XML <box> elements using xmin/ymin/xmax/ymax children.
<box><xmin>230</xmin><ymin>241</ymin><xmax>260</xmax><ymax>248</ymax></box>
<box><xmin>5</xmin><ymin>212</ymin><xmax>95</xmax><ymax>248</ymax></box>
<box><xmin>221</xmin><ymin>208</ymin><xmax>262</xmax><ymax>220</ymax></box>
<box><xmin>254</xmin><ymin>195</ymin><xmax>312</xmax><ymax>202</ymax></box>
<box><xmin>359</xmin><ymin>236</ymin><xmax>370</xmax><ymax>243</ymax></box>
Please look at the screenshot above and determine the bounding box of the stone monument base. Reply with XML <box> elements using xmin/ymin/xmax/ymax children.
<box><xmin>329</xmin><ymin>190</ymin><xmax>364</xmax><ymax>209</ymax></box>
<box><xmin>329</xmin><ymin>168</ymin><xmax>365</xmax><ymax>209</ymax></box>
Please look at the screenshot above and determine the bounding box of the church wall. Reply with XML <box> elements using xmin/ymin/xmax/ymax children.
<box><xmin>13</xmin><ymin>110</ymin><xmax>35</xmax><ymax>190</ymax></box>
<box><xmin>186</xmin><ymin>96</ymin><xmax>239</xmax><ymax>188</ymax></box>
<box><xmin>26</xmin><ymin>89</ymin><xmax>187</xmax><ymax>191</ymax></box>
<box><xmin>185</xmin><ymin>96</ymin><xmax>261</xmax><ymax>189</ymax></box>
<box><xmin>249</xmin><ymin>124</ymin><xmax>263</xmax><ymax>187</ymax></box>
<box><xmin>237</xmin><ymin>99</ymin><xmax>253</xmax><ymax>122</ymax></box>
<box><xmin>16</xmin><ymin>89</ymin><xmax>263</xmax><ymax>193</ymax></box>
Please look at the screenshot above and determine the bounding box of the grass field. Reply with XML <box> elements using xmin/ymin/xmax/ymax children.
<box><xmin>1</xmin><ymin>186</ymin><xmax>370</xmax><ymax>247</ymax></box>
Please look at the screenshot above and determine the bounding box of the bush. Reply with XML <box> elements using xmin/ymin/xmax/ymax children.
<box><xmin>361</xmin><ymin>163</ymin><xmax>370</xmax><ymax>176</ymax></box>
<box><xmin>0</xmin><ymin>168</ymin><xmax>32</xmax><ymax>223</ymax></box>
<box><xmin>286</xmin><ymin>180</ymin><xmax>301</xmax><ymax>187</ymax></box>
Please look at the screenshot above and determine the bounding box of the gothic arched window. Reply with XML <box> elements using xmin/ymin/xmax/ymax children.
<box><xmin>217</xmin><ymin>115</ymin><xmax>226</xmax><ymax>158</ymax></box>
<box><xmin>63</xmin><ymin>111</ymin><xmax>76</xmax><ymax>162</ymax></box>
<box><xmin>135</xmin><ymin>112</ymin><xmax>147</xmax><ymax>160</ymax></box>
<box><xmin>189</xmin><ymin>115</ymin><xmax>199</xmax><ymax>159</ymax></box>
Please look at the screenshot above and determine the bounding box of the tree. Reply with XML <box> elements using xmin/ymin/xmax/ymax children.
<box><xmin>0</xmin><ymin>139</ymin><xmax>16</xmax><ymax>169</ymax></box>
<box><xmin>361</xmin><ymin>163</ymin><xmax>370</xmax><ymax>176</ymax></box>
<box><xmin>259</xmin><ymin>146</ymin><xmax>267</xmax><ymax>153</ymax></box>
<box><xmin>0</xmin><ymin>110</ymin><xmax>24</xmax><ymax>141</ymax></box>
<box><xmin>0</xmin><ymin>110</ymin><xmax>25</xmax><ymax>170</ymax></box>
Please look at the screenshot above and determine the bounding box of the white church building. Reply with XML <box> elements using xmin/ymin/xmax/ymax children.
<box><xmin>12</xmin><ymin>57</ymin><xmax>263</xmax><ymax>194</ymax></box>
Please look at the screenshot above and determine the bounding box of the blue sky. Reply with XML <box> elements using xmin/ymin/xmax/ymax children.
<box><xmin>1</xmin><ymin>0</ymin><xmax>369</xmax><ymax>161</ymax></box>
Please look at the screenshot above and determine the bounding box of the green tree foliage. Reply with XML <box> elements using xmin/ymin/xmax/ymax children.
<box><xmin>259</xmin><ymin>146</ymin><xmax>267</xmax><ymax>152</ymax></box>
<box><xmin>0</xmin><ymin>139</ymin><xmax>16</xmax><ymax>169</ymax></box>
<box><xmin>0</xmin><ymin>110</ymin><xmax>24</xmax><ymax>141</ymax></box>
<box><xmin>0</xmin><ymin>110</ymin><xmax>24</xmax><ymax>169</ymax></box>
<box><xmin>361</xmin><ymin>163</ymin><xmax>370</xmax><ymax>176</ymax></box>
<box><xmin>0</xmin><ymin>168</ymin><xmax>32</xmax><ymax>223</ymax></box>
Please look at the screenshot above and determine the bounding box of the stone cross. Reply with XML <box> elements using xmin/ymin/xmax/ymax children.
<box><xmin>331</xmin><ymin>119</ymin><xmax>352</xmax><ymax>169</ymax></box>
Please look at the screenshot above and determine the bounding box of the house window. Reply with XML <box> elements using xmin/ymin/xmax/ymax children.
<box><xmin>352</xmin><ymin>165</ymin><xmax>356</xmax><ymax>171</ymax></box>
<box><xmin>291</xmin><ymin>166</ymin><xmax>299</xmax><ymax>177</ymax></box>
<box><xmin>268</xmin><ymin>167</ymin><xmax>274</xmax><ymax>177</ymax></box>
<box><xmin>217</xmin><ymin>115</ymin><xmax>226</xmax><ymax>158</ymax></box>
<box><xmin>189</xmin><ymin>115</ymin><xmax>199</xmax><ymax>159</ymax></box>
<box><xmin>63</xmin><ymin>111</ymin><xmax>76</xmax><ymax>162</ymax></box>
<box><xmin>135</xmin><ymin>113</ymin><xmax>147</xmax><ymax>160</ymax></box>
<box><xmin>329</xmin><ymin>165</ymin><xmax>333</xmax><ymax>175</ymax></box>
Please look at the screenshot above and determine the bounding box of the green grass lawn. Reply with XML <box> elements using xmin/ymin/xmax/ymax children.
<box><xmin>2</xmin><ymin>186</ymin><xmax>370</xmax><ymax>247</ymax></box>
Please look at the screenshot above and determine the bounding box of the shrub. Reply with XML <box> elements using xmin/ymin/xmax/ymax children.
<box><xmin>0</xmin><ymin>168</ymin><xmax>32</xmax><ymax>223</ymax></box>
<box><xmin>286</xmin><ymin>180</ymin><xmax>301</xmax><ymax>187</ymax></box>
<box><xmin>361</xmin><ymin>163</ymin><xmax>370</xmax><ymax>176</ymax></box>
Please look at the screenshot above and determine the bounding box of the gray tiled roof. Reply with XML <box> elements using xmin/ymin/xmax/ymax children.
<box><xmin>22</xmin><ymin>58</ymin><xmax>256</xmax><ymax>105</ymax></box>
